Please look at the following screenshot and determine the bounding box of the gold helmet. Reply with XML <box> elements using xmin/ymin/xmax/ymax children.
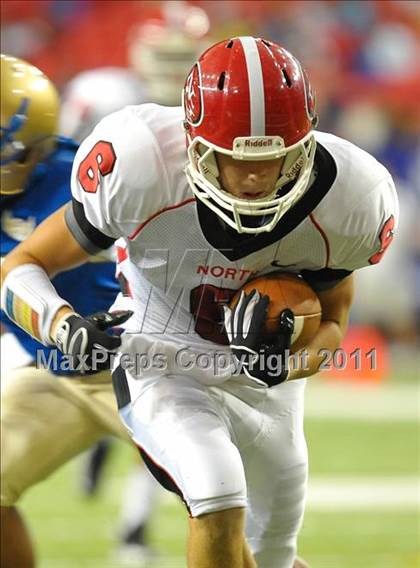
<box><xmin>1</xmin><ymin>54</ymin><xmax>60</xmax><ymax>195</ymax></box>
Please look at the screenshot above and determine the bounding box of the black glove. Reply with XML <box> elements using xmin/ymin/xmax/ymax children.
<box><xmin>54</xmin><ymin>310</ymin><xmax>133</xmax><ymax>374</ymax></box>
<box><xmin>223</xmin><ymin>290</ymin><xmax>294</xmax><ymax>386</ymax></box>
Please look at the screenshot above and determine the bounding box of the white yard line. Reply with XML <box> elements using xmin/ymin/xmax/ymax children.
<box><xmin>304</xmin><ymin>382</ymin><xmax>419</xmax><ymax>422</ymax></box>
<box><xmin>307</xmin><ymin>476</ymin><xmax>420</xmax><ymax>511</ymax></box>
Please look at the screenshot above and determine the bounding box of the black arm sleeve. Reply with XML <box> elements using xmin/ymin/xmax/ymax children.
<box><xmin>301</xmin><ymin>268</ymin><xmax>353</xmax><ymax>292</ymax></box>
<box><xmin>64</xmin><ymin>198</ymin><xmax>116</xmax><ymax>255</ymax></box>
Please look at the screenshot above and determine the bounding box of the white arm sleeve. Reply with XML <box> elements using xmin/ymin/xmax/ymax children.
<box><xmin>1</xmin><ymin>264</ymin><xmax>73</xmax><ymax>345</ymax></box>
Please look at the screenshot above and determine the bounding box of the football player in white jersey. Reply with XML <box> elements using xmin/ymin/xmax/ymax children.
<box><xmin>2</xmin><ymin>37</ymin><xmax>398</xmax><ymax>568</ymax></box>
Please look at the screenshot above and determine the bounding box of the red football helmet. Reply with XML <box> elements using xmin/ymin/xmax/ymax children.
<box><xmin>183</xmin><ymin>37</ymin><xmax>318</xmax><ymax>234</ymax></box>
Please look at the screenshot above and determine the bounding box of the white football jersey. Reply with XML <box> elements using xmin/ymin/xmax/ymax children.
<box><xmin>66</xmin><ymin>104</ymin><xmax>398</xmax><ymax>379</ymax></box>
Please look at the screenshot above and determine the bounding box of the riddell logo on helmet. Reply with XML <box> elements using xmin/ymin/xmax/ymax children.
<box><xmin>233</xmin><ymin>137</ymin><xmax>284</xmax><ymax>159</ymax></box>
<box><xmin>244</xmin><ymin>139</ymin><xmax>273</xmax><ymax>147</ymax></box>
<box><xmin>285</xmin><ymin>156</ymin><xmax>304</xmax><ymax>179</ymax></box>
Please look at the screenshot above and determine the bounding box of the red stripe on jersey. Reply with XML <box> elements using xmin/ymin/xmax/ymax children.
<box><xmin>309</xmin><ymin>213</ymin><xmax>330</xmax><ymax>268</ymax></box>
<box><xmin>128</xmin><ymin>198</ymin><xmax>196</xmax><ymax>240</ymax></box>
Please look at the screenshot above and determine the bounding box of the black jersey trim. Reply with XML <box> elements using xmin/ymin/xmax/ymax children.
<box><xmin>301</xmin><ymin>268</ymin><xmax>353</xmax><ymax>292</ymax></box>
<box><xmin>196</xmin><ymin>142</ymin><xmax>338</xmax><ymax>261</ymax></box>
<box><xmin>65</xmin><ymin>198</ymin><xmax>115</xmax><ymax>254</ymax></box>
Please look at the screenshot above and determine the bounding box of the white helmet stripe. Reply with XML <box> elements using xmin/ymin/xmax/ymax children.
<box><xmin>238</xmin><ymin>37</ymin><xmax>265</xmax><ymax>136</ymax></box>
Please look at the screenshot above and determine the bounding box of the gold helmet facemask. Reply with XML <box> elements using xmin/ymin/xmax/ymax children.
<box><xmin>1</xmin><ymin>54</ymin><xmax>60</xmax><ymax>195</ymax></box>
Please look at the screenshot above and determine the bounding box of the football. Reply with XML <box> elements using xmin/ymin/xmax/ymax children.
<box><xmin>230</xmin><ymin>272</ymin><xmax>322</xmax><ymax>352</ymax></box>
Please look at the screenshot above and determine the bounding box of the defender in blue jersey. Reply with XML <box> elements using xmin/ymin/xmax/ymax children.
<box><xmin>0</xmin><ymin>55</ymin><xmax>157</xmax><ymax>568</ymax></box>
<box><xmin>1</xmin><ymin>136</ymin><xmax>120</xmax><ymax>372</ymax></box>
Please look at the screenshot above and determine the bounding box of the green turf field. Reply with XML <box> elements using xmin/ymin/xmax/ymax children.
<box><xmin>19</xmin><ymin>379</ymin><xmax>420</xmax><ymax>568</ymax></box>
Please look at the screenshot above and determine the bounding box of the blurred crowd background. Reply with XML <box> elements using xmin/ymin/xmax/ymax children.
<box><xmin>1</xmin><ymin>0</ymin><xmax>419</xmax><ymax>375</ymax></box>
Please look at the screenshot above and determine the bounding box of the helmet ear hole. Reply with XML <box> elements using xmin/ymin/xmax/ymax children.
<box><xmin>282</xmin><ymin>69</ymin><xmax>292</xmax><ymax>88</ymax></box>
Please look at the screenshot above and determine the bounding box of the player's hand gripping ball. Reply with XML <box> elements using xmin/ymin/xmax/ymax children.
<box><xmin>224</xmin><ymin>273</ymin><xmax>321</xmax><ymax>386</ymax></box>
<box><xmin>224</xmin><ymin>289</ymin><xmax>294</xmax><ymax>386</ymax></box>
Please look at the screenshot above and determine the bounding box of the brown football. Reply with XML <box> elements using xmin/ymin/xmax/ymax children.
<box><xmin>230</xmin><ymin>272</ymin><xmax>322</xmax><ymax>352</ymax></box>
